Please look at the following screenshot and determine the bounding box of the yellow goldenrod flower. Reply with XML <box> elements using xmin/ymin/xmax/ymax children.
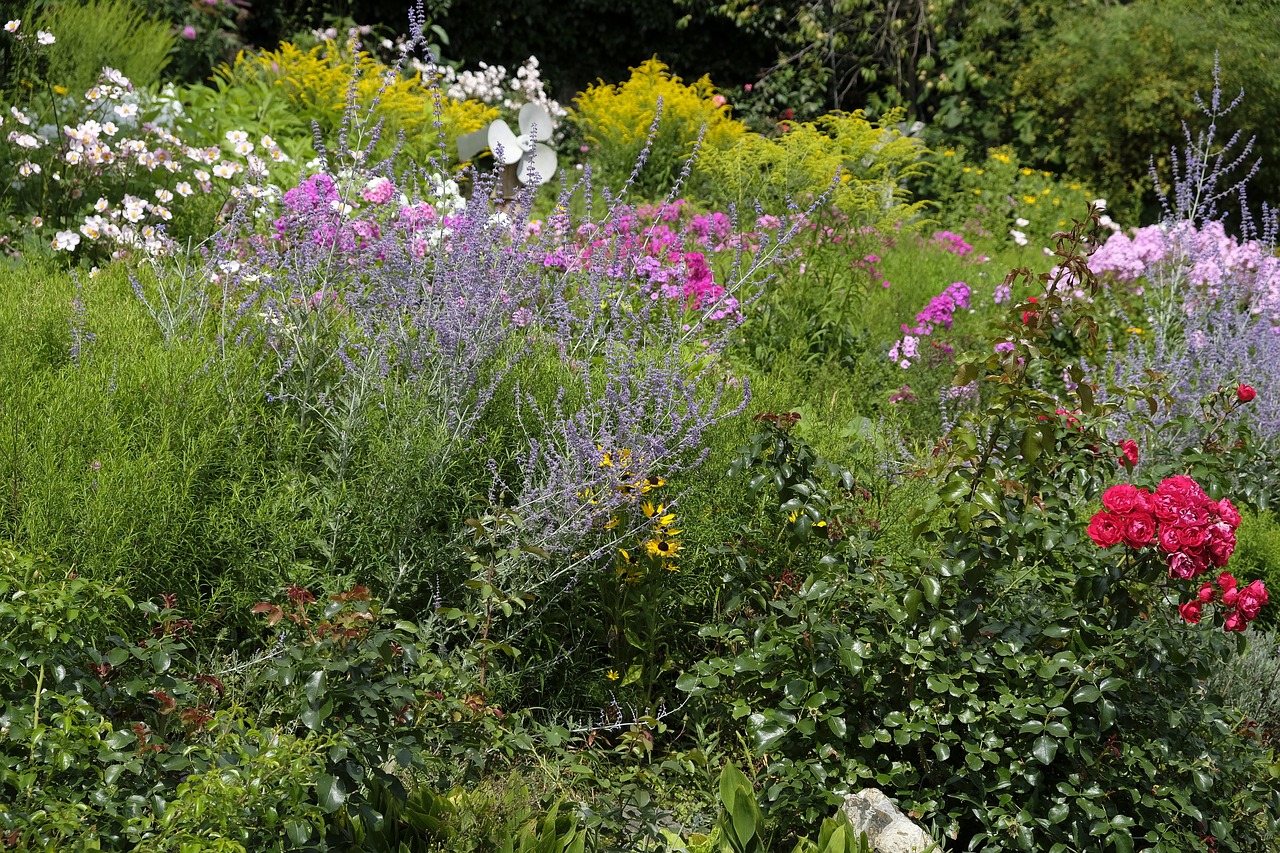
<box><xmin>942</xmin><ymin>149</ymin><xmax>955</xmax><ymax>157</ymax></box>
<box><xmin>1020</xmin><ymin>167</ymin><xmax>1033</xmax><ymax>175</ymax></box>
<box><xmin>1022</xmin><ymin>195</ymin><xmax>1037</xmax><ymax>204</ymax></box>
<box><xmin>962</xmin><ymin>167</ymin><xmax>972</xmax><ymax>173</ymax></box>
<box><xmin>972</xmin><ymin>189</ymin><xmax>982</xmax><ymax>195</ymax></box>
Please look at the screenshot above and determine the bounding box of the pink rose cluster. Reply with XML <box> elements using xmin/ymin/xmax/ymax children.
<box><xmin>1182</xmin><ymin>572</ymin><xmax>1269</xmax><ymax>632</ymax></box>
<box><xmin>1087</xmin><ymin>476</ymin><xmax>1268</xmax><ymax>631</ymax></box>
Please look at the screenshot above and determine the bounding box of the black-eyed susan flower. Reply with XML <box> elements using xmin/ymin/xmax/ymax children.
<box><xmin>644</xmin><ymin>538</ymin><xmax>680</xmax><ymax>560</ymax></box>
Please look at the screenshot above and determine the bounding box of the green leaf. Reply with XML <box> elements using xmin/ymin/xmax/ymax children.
<box><xmin>1072</xmin><ymin>685</ymin><xmax>1100</xmax><ymax>704</ymax></box>
<box><xmin>920</xmin><ymin>576</ymin><xmax>942</xmax><ymax>606</ymax></box>
<box><xmin>1031</xmin><ymin>735</ymin><xmax>1058</xmax><ymax>765</ymax></box>
<box><xmin>315</xmin><ymin>775</ymin><xmax>346</xmax><ymax>813</ymax></box>
<box><xmin>1192</xmin><ymin>769</ymin><xmax>1213</xmax><ymax>792</ymax></box>
<box><xmin>304</xmin><ymin>670</ymin><xmax>326</xmax><ymax>704</ymax></box>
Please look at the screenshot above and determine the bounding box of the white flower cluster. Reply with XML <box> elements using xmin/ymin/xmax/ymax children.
<box><xmin>437</xmin><ymin>56</ymin><xmax>566</xmax><ymax>121</ymax></box>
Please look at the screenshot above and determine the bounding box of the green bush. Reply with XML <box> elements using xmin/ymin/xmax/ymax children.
<box><xmin>680</xmin><ymin>215</ymin><xmax>1280</xmax><ymax>850</ymax></box>
<box><xmin>1011</xmin><ymin>0</ymin><xmax>1280</xmax><ymax>223</ymax></box>
<box><xmin>32</xmin><ymin>0</ymin><xmax>176</xmax><ymax>95</ymax></box>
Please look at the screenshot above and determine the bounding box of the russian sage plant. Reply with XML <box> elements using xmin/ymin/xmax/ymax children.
<box><xmin>1095</xmin><ymin>62</ymin><xmax>1280</xmax><ymax>463</ymax></box>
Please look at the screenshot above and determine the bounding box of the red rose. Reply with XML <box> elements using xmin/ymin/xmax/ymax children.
<box><xmin>1087</xmin><ymin>511</ymin><xmax>1124</xmax><ymax>548</ymax></box>
<box><xmin>1118</xmin><ymin>439</ymin><xmax>1139</xmax><ymax>468</ymax></box>
<box><xmin>1216</xmin><ymin>498</ymin><xmax>1242</xmax><ymax>529</ymax></box>
<box><xmin>1157</xmin><ymin>524</ymin><xmax>1183</xmax><ymax>553</ymax></box>
<box><xmin>1158</xmin><ymin>475</ymin><xmax>1210</xmax><ymax>505</ymax></box>
<box><xmin>1102</xmin><ymin>483</ymin><xmax>1146</xmax><ymax>514</ymax></box>
<box><xmin>1218</xmin><ymin>571</ymin><xmax>1238</xmax><ymax>591</ymax></box>
<box><xmin>1237</xmin><ymin>384</ymin><xmax>1256</xmax><ymax>402</ymax></box>
<box><xmin>1223</xmin><ymin>587</ymin><xmax>1240</xmax><ymax>607</ymax></box>
<box><xmin>1150</xmin><ymin>491</ymin><xmax>1182</xmax><ymax>523</ymax></box>
<box><xmin>1224</xmin><ymin>611</ymin><xmax>1247</xmax><ymax>632</ymax></box>
<box><xmin>1178</xmin><ymin>525</ymin><xmax>1209</xmax><ymax>549</ymax></box>
<box><xmin>1179</xmin><ymin>600</ymin><xmax>1202</xmax><ymax>624</ymax></box>
<box><xmin>1237</xmin><ymin>579</ymin><xmax>1269</xmax><ymax>621</ymax></box>
<box><xmin>1121</xmin><ymin>511</ymin><xmax>1157</xmax><ymax>548</ymax></box>
<box><xmin>1198</xmin><ymin>582</ymin><xmax>1216</xmax><ymax>603</ymax></box>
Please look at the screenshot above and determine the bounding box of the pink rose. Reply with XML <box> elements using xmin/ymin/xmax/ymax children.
<box><xmin>1179</xmin><ymin>600</ymin><xmax>1202</xmax><ymax>624</ymax></box>
<box><xmin>1087</xmin><ymin>511</ymin><xmax>1124</xmax><ymax>548</ymax></box>
<box><xmin>1168</xmin><ymin>550</ymin><xmax>1206</xmax><ymax>579</ymax></box>
<box><xmin>1224</xmin><ymin>611</ymin><xmax>1247</xmax><ymax>632</ymax></box>
<box><xmin>1121</xmin><ymin>511</ymin><xmax>1157</xmax><ymax>548</ymax></box>
<box><xmin>1158</xmin><ymin>475</ymin><xmax>1209</xmax><ymax>506</ymax></box>
<box><xmin>1118</xmin><ymin>439</ymin><xmax>1139</xmax><ymax>468</ymax></box>
<box><xmin>1237</xmin><ymin>384</ymin><xmax>1256</xmax><ymax>403</ymax></box>
<box><xmin>1207</xmin><ymin>533</ymin><xmax>1235</xmax><ymax>568</ymax></box>
<box><xmin>1102</xmin><ymin>483</ymin><xmax>1146</xmax><ymax>515</ymax></box>
<box><xmin>1218</xmin><ymin>572</ymin><xmax>1238</xmax><ymax>591</ymax></box>
<box><xmin>1237</xmin><ymin>579</ymin><xmax>1269</xmax><ymax>621</ymax></box>
<box><xmin>1157</xmin><ymin>524</ymin><xmax>1183</xmax><ymax>553</ymax></box>
<box><xmin>1223</xmin><ymin>588</ymin><xmax>1240</xmax><ymax>607</ymax></box>
<box><xmin>1150</xmin><ymin>491</ymin><xmax>1182</xmax><ymax>523</ymax></box>
<box><xmin>1198</xmin><ymin>582</ymin><xmax>1216</xmax><ymax>603</ymax></box>
<box><xmin>1216</xmin><ymin>498</ymin><xmax>1242</xmax><ymax>529</ymax></box>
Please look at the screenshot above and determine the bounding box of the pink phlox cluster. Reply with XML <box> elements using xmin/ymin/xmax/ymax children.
<box><xmin>1091</xmin><ymin>221</ymin><xmax>1280</xmax><ymax>324</ymax></box>
<box><xmin>889</xmin><ymin>281</ymin><xmax>969</xmax><ymax>369</ymax></box>
<box><xmin>931</xmin><ymin>230</ymin><xmax>977</xmax><ymax>259</ymax></box>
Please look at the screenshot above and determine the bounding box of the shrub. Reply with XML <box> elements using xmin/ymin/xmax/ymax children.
<box><xmin>697</xmin><ymin>108</ymin><xmax>927</xmax><ymax>226</ymax></box>
<box><xmin>29</xmin><ymin>0</ymin><xmax>175</xmax><ymax>95</ymax></box>
<box><xmin>681</xmin><ymin>213</ymin><xmax>1280</xmax><ymax>850</ymax></box>
<box><xmin>572</xmin><ymin>57</ymin><xmax>748</xmax><ymax>197</ymax></box>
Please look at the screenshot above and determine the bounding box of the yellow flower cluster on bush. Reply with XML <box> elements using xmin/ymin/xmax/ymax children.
<box><xmin>698</xmin><ymin>108</ymin><xmax>928</xmax><ymax>229</ymax></box>
<box><xmin>572</xmin><ymin>58</ymin><xmax>747</xmax><ymax>195</ymax></box>
<box><xmin>218</xmin><ymin>41</ymin><xmax>497</xmax><ymax>164</ymax></box>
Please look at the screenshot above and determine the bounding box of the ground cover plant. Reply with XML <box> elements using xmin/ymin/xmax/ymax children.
<box><xmin>1</xmin><ymin>4</ymin><xmax>1279</xmax><ymax>852</ymax></box>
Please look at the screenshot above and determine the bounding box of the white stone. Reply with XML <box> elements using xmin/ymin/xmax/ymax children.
<box><xmin>840</xmin><ymin>789</ymin><xmax>941</xmax><ymax>853</ymax></box>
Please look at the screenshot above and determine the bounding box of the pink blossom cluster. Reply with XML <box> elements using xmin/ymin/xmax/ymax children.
<box><xmin>888</xmin><ymin>281</ymin><xmax>970</xmax><ymax>369</ymax></box>
<box><xmin>1087</xmin><ymin>475</ymin><xmax>1267</xmax><ymax>631</ymax></box>
<box><xmin>1090</xmin><ymin>221</ymin><xmax>1280</xmax><ymax>326</ymax></box>
<box><xmin>545</xmin><ymin>201</ymin><xmax>771</xmax><ymax>325</ymax></box>
<box><xmin>930</xmin><ymin>230</ymin><xmax>986</xmax><ymax>262</ymax></box>
<box><xmin>1184</xmin><ymin>572</ymin><xmax>1269</xmax><ymax>632</ymax></box>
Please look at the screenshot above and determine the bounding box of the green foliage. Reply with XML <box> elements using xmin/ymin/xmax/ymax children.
<box><xmin>716</xmin><ymin>763</ymin><xmax>769</xmax><ymax>853</ymax></box>
<box><xmin>1210</xmin><ymin>629</ymin><xmax>1280</xmax><ymax>751</ymax></box>
<box><xmin>33</xmin><ymin>0</ymin><xmax>175</xmax><ymax>95</ymax></box>
<box><xmin>1011</xmin><ymin>0</ymin><xmax>1280</xmax><ymax>222</ymax></box>
<box><xmin>698</xmin><ymin>109</ymin><xmax>927</xmax><ymax>225</ymax></box>
<box><xmin>680</xmin><ymin>213</ymin><xmax>1280</xmax><ymax>850</ymax></box>
<box><xmin>572</xmin><ymin>57</ymin><xmax>749</xmax><ymax>197</ymax></box>
<box><xmin>914</xmin><ymin>145</ymin><xmax>1099</xmax><ymax>245</ymax></box>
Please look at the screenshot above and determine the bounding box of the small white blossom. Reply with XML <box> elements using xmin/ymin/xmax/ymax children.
<box><xmin>212</xmin><ymin>162</ymin><xmax>236</xmax><ymax>179</ymax></box>
<box><xmin>113</xmin><ymin>102</ymin><xmax>137</xmax><ymax>118</ymax></box>
<box><xmin>52</xmin><ymin>230</ymin><xmax>80</xmax><ymax>251</ymax></box>
<box><xmin>225</xmin><ymin>129</ymin><xmax>249</xmax><ymax>144</ymax></box>
<box><xmin>36</xmin><ymin>30</ymin><xmax>55</xmax><ymax>45</ymax></box>
<box><xmin>4</xmin><ymin>20</ymin><xmax>19</xmax><ymax>33</ymax></box>
<box><xmin>31</xmin><ymin>216</ymin><xmax>42</xmax><ymax>227</ymax></box>
<box><xmin>174</xmin><ymin>181</ymin><xmax>193</xmax><ymax>197</ymax></box>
